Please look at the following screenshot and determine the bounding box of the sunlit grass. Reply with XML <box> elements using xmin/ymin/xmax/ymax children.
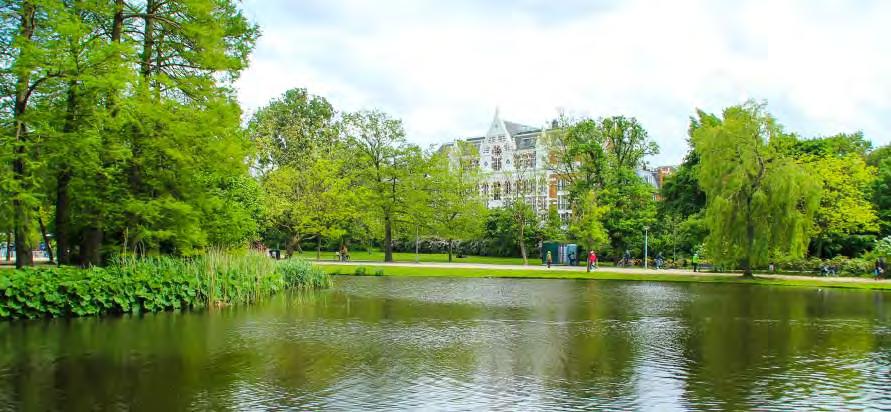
<box><xmin>321</xmin><ymin>264</ymin><xmax>891</xmax><ymax>290</ymax></box>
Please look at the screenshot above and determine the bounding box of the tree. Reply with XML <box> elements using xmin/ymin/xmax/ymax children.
<box><xmin>545</xmin><ymin>114</ymin><xmax>659</xmax><ymax>256</ymax></box>
<box><xmin>425</xmin><ymin>142</ymin><xmax>487</xmax><ymax>262</ymax></box>
<box><xmin>249</xmin><ymin>88</ymin><xmax>360</xmax><ymax>257</ymax></box>
<box><xmin>345</xmin><ymin>110</ymin><xmax>423</xmax><ymax>262</ymax></box>
<box><xmin>868</xmin><ymin>145</ymin><xmax>891</xmax><ymax>238</ymax></box>
<box><xmin>542</xmin><ymin>206</ymin><xmax>566</xmax><ymax>243</ymax></box>
<box><xmin>0</xmin><ymin>0</ymin><xmax>259</xmax><ymax>265</ymax></box>
<box><xmin>801</xmin><ymin>152</ymin><xmax>878</xmax><ymax>257</ymax></box>
<box><xmin>694</xmin><ymin>102</ymin><xmax>820</xmax><ymax>277</ymax></box>
<box><xmin>263</xmin><ymin>158</ymin><xmax>361</xmax><ymax>258</ymax></box>
<box><xmin>567</xmin><ymin>190</ymin><xmax>609</xmax><ymax>252</ymax></box>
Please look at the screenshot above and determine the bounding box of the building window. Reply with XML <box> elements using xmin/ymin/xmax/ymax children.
<box><xmin>558</xmin><ymin>195</ymin><xmax>569</xmax><ymax>210</ymax></box>
<box><xmin>492</xmin><ymin>157</ymin><xmax>502</xmax><ymax>171</ymax></box>
<box><xmin>493</xmin><ymin>182</ymin><xmax>502</xmax><ymax>200</ymax></box>
<box><xmin>482</xmin><ymin>183</ymin><xmax>489</xmax><ymax>198</ymax></box>
<box><xmin>505</xmin><ymin>181</ymin><xmax>512</xmax><ymax>195</ymax></box>
<box><xmin>492</xmin><ymin>146</ymin><xmax>502</xmax><ymax>156</ymax></box>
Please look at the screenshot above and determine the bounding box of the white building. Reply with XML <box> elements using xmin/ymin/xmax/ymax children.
<box><xmin>444</xmin><ymin>110</ymin><xmax>672</xmax><ymax>224</ymax></box>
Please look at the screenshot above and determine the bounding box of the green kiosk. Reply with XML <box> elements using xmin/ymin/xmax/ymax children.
<box><xmin>541</xmin><ymin>242</ymin><xmax>578</xmax><ymax>266</ymax></box>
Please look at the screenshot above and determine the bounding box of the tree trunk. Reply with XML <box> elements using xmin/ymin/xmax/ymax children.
<box><xmin>12</xmin><ymin>2</ymin><xmax>37</xmax><ymax>269</ymax></box>
<box><xmin>55</xmin><ymin>80</ymin><xmax>79</xmax><ymax>265</ymax></box>
<box><xmin>37</xmin><ymin>212</ymin><xmax>53</xmax><ymax>263</ymax></box>
<box><xmin>285</xmin><ymin>234</ymin><xmax>299</xmax><ymax>258</ymax></box>
<box><xmin>55</xmin><ymin>169</ymin><xmax>71</xmax><ymax>264</ymax></box>
<box><xmin>140</xmin><ymin>0</ymin><xmax>155</xmax><ymax>80</ymax></box>
<box><xmin>742</xmin><ymin>221</ymin><xmax>755</xmax><ymax>278</ymax></box>
<box><xmin>5</xmin><ymin>231</ymin><xmax>11</xmax><ymax>262</ymax></box>
<box><xmin>79</xmin><ymin>227</ymin><xmax>103</xmax><ymax>267</ymax></box>
<box><xmin>448</xmin><ymin>239</ymin><xmax>453</xmax><ymax>263</ymax></box>
<box><xmin>316</xmin><ymin>234</ymin><xmax>322</xmax><ymax>260</ymax></box>
<box><xmin>384</xmin><ymin>215</ymin><xmax>393</xmax><ymax>262</ymax></box>
<box><xmin>519</xmin><ymin>222</ymin><xmax>528</xmax><ymax>265</ymax></box>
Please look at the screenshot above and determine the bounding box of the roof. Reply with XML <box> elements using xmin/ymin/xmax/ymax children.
<box><xmin>504</xmin><ymin>121</ymin><xmax>540</xmax><ymax>136</ymax></box>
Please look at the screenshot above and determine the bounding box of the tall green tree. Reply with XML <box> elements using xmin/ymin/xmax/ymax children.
<box><xmin>546</xmin><ymin>114</ymin><xmax>659</xmax><ymax>255</ymax></box>
<box><xmin>345</xmin><ymin>110</ymin><xmax>424</xmax><ymax>262</ymax></box>
<box><xmin>248</xmin><ymin>88</ymin><xmax>357</xmax><ymax>257</ymax></box>
<box><xmin>868</xmin><ymin>145</ymin><xmax>891</xmax><ymax>238</ymax></box>
<box><xmin>425</xmin><ymin>141</ymin><xmax>487</xmax><ymax>262</ymax></box>
<box><xmin>801</xmin><ymin>152</ymin><xmax>878</xmax><ymax>257</ymax></box>
<box><xmin>567</xmin><ymin>190</ymin><xmax>609</xmax><ymax>252</ymax></box>
<box><xmin>694</xmin><ymin>102</ymin><xmax>820</xmax><ymax>276</ymax></box>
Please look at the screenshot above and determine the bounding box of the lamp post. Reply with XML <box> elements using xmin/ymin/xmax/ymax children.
<box><xmin>644</xmin><ymin>226</ymin><xmax>649</xmax><ymax>269</ymax></box>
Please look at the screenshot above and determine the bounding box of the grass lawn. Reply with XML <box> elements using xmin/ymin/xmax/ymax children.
<box><xmin>293</xmin><ymin>250</ymin><xmax>537</xmax><ymax>266</ymax></box>
<box><xmin>320</xmin><ymin>264</ymin><xmax>891</xmax><ymax>291</ymax></box>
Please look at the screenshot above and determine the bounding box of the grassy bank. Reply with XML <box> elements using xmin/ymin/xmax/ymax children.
<box><xmin>323</xmin><ymin>264</ymin><xmax>891</xmax><ymax>291</ymax></box>
<box><xmin>0</xmin><ymin>252</ymin><xmax>330</xmax><ymax>320</ymax></box>
<box><xmin>294</xmin><ymin>250</ymin><xmax>534</xmax><ymax>265</ymax></box>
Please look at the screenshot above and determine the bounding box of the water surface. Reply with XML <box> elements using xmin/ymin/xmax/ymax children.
<box><xmin>1</xmin><ymin>276</ymin><xmax>890</xmax><ymax>410</ymax></box>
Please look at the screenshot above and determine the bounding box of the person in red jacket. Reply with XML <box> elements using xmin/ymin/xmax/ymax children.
<box><xmin>587</xmin><ymin>250</ymin><xmax>598</xmax><ymax>272</ymax></box>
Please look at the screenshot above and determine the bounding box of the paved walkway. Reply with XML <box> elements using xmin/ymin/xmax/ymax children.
<box><xmin>315</xmin><ymin>260</ymin><xmax>889</xmax><ymax>284</ymax></box>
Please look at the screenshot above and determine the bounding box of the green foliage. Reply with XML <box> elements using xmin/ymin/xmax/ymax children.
<box><xmin>869</xmin><ymin>146</ymin><xmax>891</xmax><ymax>237</ymax></box>
<box><xmin>874</xmin><ymin>236</ymin><xmax>891</xmax><ymax>258</ymax></box>
<box><xmin>1</xmin><ymin>0</ymin><xmax>260</xmax><ymax>266</ymax></box>
<box><xmin>484</xmin><ymin>205</ymin><xmax>540</xmax><ymax>258</ymax></box>
<box><xmin>277</xmin><ymin>259</ymin><xmax>332</xmax><ymax>289</ymax></box>
<box><xmin>424</xmin><ymin>142</ymin><xmax>488</xmax><ymax>260</ymax></box>
<box><xmin>542</xmin><ymin>206</ymin><xmax>567</xmax><ymax>242</ymax></box>
<box><xmin>694</xmin><ymin>102</ymin><xmax>821</xmax><ymax>275</ymax></box>
<box><xmin>0</xmin><ymin>253</ymin><xmax>329</xmax><ymax>320</ymax></box>
<box><xmin>800</xmin><ymin>152</ymin><xmax>878</xmax><ymax>256</ymax></box>
<box><xmin>568</xmin><ymin>191</ymin><xmax>609</xmax><ymax>251</ymax></box>
<box><xmin>546</xmin><ymin>114</ymin><xmax>660</xmax><ymax>256</ymax></box>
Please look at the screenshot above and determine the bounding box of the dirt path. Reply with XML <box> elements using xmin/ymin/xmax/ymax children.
<box><xmin>314</xmin><ymin>260</ymin><xmax>888</xmax><ymax>284</ymax></box>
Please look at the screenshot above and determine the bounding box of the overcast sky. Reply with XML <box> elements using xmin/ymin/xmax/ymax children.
<box><xmin>235</xmin><ymin>0</ymin><xmax>891</xmax><ymax>165</ymax></box>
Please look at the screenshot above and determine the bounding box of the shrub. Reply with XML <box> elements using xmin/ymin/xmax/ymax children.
<box><xmin>373</xmin><ymin>269</ymin><xmax>385</xmax><ymax>277</ymax></box>
<box><xmin>277</xmin><ymin>259</ymin><xmax>331</xmax><ymax>289</ymax></box>
<box><xmin>0</xmin><ymin>252</ymin><xmax>330</xmax><ymax>320</ymax></box>
<box><xmin>354</xmin><ymin>266</ymin><xmax>367</xmax><ymax>276</ymax></box>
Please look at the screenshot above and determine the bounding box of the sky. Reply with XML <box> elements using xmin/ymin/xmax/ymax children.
<box><xmin>235</xmin><ymin>0</ymin><xmax>891</xmax><ymax>166</ymax></box>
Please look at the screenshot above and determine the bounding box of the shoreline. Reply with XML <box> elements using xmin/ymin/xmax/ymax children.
<box><xmin>317</xmin><ymin>262</ymin><xmax>891</xmax><ymax>291</ymax></box>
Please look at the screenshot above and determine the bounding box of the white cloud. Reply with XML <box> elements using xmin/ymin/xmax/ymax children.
<box><xmin>236</xmin><ymin>0</ymin><xmax>891</xmax><ymax>165</ymax></box>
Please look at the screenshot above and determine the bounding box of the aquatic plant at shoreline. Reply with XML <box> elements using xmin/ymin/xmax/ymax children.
<box><xmin>0</xmin><ymin>253</ymin><xmax>330</xmax><ymax>320</ymax></box>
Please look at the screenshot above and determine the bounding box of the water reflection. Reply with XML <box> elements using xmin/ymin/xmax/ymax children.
<box><xmin>1</xmin><ymin>277</ymin><xmax>889</xmax><ymax>410</ymax></box>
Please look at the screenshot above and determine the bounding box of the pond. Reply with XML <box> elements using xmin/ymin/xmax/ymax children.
<box><xmin>1</xmin><ymin>276</ymin><xmax>890</xmax><ymax>410</ymax></box>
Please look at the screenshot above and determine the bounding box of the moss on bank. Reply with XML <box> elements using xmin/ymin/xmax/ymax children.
<box><xmin>322</xmin><ymin>264</ymin><xmax>891</xmax><ymax>291</ymax></box>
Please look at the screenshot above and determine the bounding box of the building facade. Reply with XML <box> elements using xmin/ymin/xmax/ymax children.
<box><xmin>445</xmin><ymin>110</ymin><xmax>673</xmax><ymax>223</ymax></box>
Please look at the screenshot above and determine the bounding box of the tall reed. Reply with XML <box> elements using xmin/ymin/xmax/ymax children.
<box><xmin>0</xmin><ymin>252</ymin><xmax>330</xmax><ymax>320</ymax></box>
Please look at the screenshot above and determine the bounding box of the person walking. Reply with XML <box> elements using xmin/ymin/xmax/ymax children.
<box><xmin>655</xmin><ymin>252</ymin><xmax>664</xmax><ymax>270</ymax></box>
<box><xmin>546</xmin><ymin>250</ymin><xmax>553</xmax><ymax>269</ymax></box>
<box><xmin>692</xmin><ymin>253</ymin><xmax>700</xmax><ymax>273</ymax></box>
<box><xmin>623</xmin><ymin>250</ymin><xmax>631</xmax><ymax>267</ymax></box>
<box><xmin>876</xmin><ymin>258</ymin><xmax>886</xmax><ymax>279</ymax></box>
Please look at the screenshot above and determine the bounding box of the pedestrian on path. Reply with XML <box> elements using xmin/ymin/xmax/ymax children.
<box><xmin>876</xmin><ymin>258</ymin><xmax>886</xmax><ymax>279</ymax></box>
<box><xmin>587</xmin><ymin>250</ymin><xmax>598</xmax><ymax>272</ymax></box>
<box><xmin>546</xmin><ymin>251</ymin><xmax>553</xmax><ymax>269</ymax></box>
<box><xmin>692</xmin><ymin>253</ymin><xmax>700</xmax><ymax>272</ymax></box>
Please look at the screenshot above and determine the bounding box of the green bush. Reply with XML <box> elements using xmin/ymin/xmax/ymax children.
<box><xmin>0</xmin><ymin>252</ymin><xmax>330</xmax><ymax>320</ymax></box>
<box><xmin>771</xmin><ymin>255</ymin><xmax>874</xmax><ymax>276</ymax></box>
<box><xmin>373</xmin><ymin>269</ymin><xmax>385</xmax><ymax>277</ymax></box>
<box><xmin>277</xmin><ymin>259</ymin><xmax>331</xmax><ymax>289</ymax></box>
